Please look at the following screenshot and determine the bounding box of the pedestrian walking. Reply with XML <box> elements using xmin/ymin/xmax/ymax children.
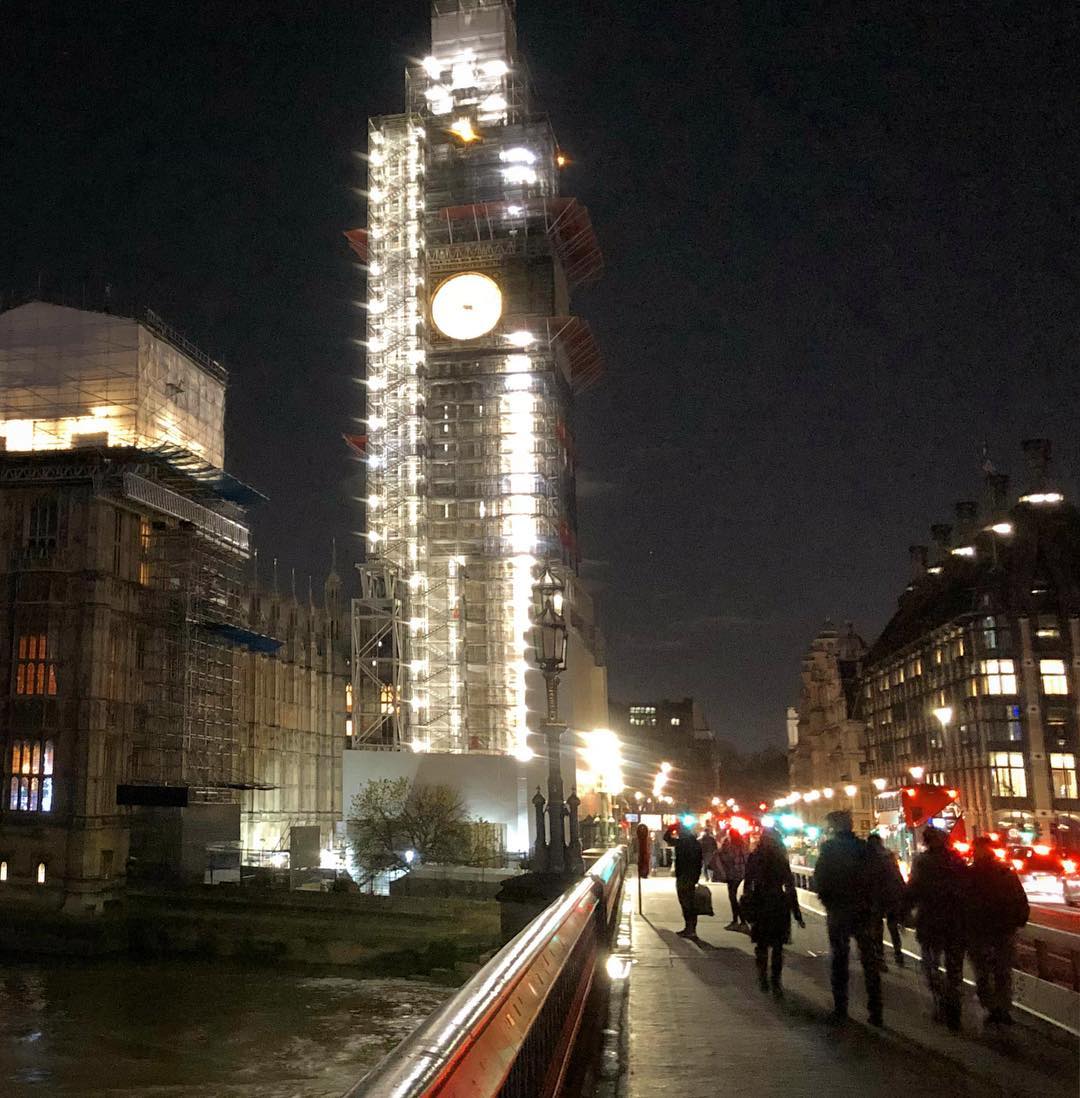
<box><xmin>867</xmin><ymin>833</ymin><xmax>905</xmax><ymax>969</ymax></box>
<box><xmin>665</xmin><ymin>822</ymin><xmax>703</xmax><ymax>938</ymax></box>
<box><xmin>699</xmin><ymin>828</ymin><xmax>718</xmax><ymax>882</ymax></box>
<box><xmin>716</xmin><ymin>827</ymin><xmax>749</xmax><ymax>929</ymax></box>
<box><xmin>902</xmin><ymin>825</ymin><xmax>968</xmax><ymax>1031</ymax></box>
<box><xmin>742</xmin><ymin>828</ymin><xmax>804</xmax><ymax>996</ymax></box>
<box><xmin>812</xmin><ymin>810</ymin><xmax>883</xmax><ymax>1026</ymax></box>
<box><xmin>966</xmin><ymin>834</ymin><xmax>1029</xmax><ymax>1027</ymax></box>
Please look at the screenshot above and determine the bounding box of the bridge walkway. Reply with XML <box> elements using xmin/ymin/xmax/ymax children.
<box><xmin>621</xmin><ymin>873</ymin><xmax>1077</xmax><ymax>1098</ymax></box>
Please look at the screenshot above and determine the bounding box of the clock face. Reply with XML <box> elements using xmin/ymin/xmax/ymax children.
<box><xmin>430</xmin><ymin>272</ymin><xmax>502</xmax><ymax>341</ymax></box>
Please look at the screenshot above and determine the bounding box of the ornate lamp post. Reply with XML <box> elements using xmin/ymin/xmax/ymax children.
<box><xmin>532</xmin><ymin>565</ymin><xmax>570</xmax><ymax>873</ymax></box>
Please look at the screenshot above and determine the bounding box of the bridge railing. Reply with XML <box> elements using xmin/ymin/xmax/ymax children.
<box><xmin>343</xmin><ymin>845</ymin><xmax>627</xmax><ymax>1098</ymax></box>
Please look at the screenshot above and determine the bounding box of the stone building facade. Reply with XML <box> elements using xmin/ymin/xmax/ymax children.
<box><xmin>788</xmin><ymin>622</ymin><xmax>873</xmax><ymax>833</ymax></box>
<box><xmin>0</xmin><ymin>302</ymin><xmax>347</xmax><ymax>913</ymax></box>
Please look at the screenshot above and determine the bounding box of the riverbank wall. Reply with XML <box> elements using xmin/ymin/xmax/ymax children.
<box><xmin>0</xmin><ymin>886</ymin><xmax>501</xmax><ymax>976</ymax></box>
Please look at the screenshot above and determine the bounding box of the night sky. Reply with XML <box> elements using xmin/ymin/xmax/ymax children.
<box><xmin>3</xmin><ymin>1</ymin><xmax>1078</xmax><ymax>750</ymax></box>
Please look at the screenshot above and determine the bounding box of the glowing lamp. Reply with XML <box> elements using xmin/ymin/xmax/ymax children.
<box><xmin>1033</xmin><ymin>844</ymin><xmax>1051</xmax><ymax>856</ymax></box>
<box><xmin>909</xmin><ymin>766</ymin><xmax>925</xmax><ymax>781</ymax></box>
<box><xmin>1062</xmin><ymin>859</ymin><xmax>1077</xmax><ymax>874</ymax></box>
<box><xmin>844</xmin><ymin>784</ymin><xmax>858</xmax><ymax>797</ymax></box>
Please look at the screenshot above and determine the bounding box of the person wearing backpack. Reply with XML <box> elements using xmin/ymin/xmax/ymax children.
<box><xmin>902</xmin><ymin>825</ymin><xmax>969</xmax><ymax>1032</ymax></box>
<box><xmin>812</xmin><ymin>810</ymin><xmax>883</xmax><ymax>1026</ymax></box>
<box><xmin>966</xmin><ymin>834</ymin><xmax>1029</xmax><ymax>1026</ymax></box>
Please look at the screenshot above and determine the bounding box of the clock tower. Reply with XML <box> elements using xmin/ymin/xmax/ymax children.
<box><xmin>350</xmin><ymin>0</ymin><xmax>605</xmax><ymax>785</ymax></box>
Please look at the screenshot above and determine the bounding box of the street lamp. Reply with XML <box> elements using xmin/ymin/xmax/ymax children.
<box><xmin>909</xmin><ymin>765</ymin><xmax>925</xmax><ymax>781</ymax></box>
<box><xmin>843</xmin><ymin>784</ymin><xmax>858</xmax><ymax>798</ymax></box>
<box><xmin>585</xmin><ymin>728</ymin><xmax>623</xmax><ymax>846</ymax></box>
<box><xmin>872</xmin><ymin>778</ymin><xmax>888</xmax><ymax>792</ymax></box>
<box><xmin>933</xmin><ymin>706</ymin><xmax>954</xmax><ymax>729</ymax></box>
<box><xmin>531</xmin><ymin>564</ymin><xmax>574</xmax><ymax>874</ymax></box>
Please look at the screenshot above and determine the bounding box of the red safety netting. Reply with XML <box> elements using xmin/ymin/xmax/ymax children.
<box><xmin>549</xmin><ymin>316</ymin><xmax>604</xmax><ymax>393</ymax></box>
<box><xmin>343</xmin><ymin>228</ymin><xmax>369</xmax><ymax>262</ymax></box>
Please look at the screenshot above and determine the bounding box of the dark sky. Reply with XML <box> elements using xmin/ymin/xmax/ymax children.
<box><xmin>3</xmin><ymin>1</ymin><xmax>1078</xmax><ymax>750</ymax></box>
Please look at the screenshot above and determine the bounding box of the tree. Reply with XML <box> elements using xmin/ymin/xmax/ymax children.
<box><xmin>347</xmin><ymin>778</ymin><xmax>473</xmax><ymax>878</ymax></box>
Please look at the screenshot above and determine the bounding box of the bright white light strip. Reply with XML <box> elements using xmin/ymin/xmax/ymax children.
<box><xmin>950</xmin><ymin>545</ymin><xmax>975</xmax><ymax>557</ymax></box>
<box><xmin>499</xmin><ymin>147</ymin><xmax>536</xmax><ymax>164</ymax></box>
<box><xmin>1020</xmin><ymin>492</ymin><xmax>1063</xmax><ymax>504</ymax></box>
<box><xmin>501</xmin><ymin>165</ymin><xmax>537</xmax><ymax>185</ymax></box>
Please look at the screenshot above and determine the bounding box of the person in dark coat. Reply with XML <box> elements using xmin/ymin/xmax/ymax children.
<box><xmin>665</xmin><ymin>823</ymin><xmax>703</xmax><ymax>938</ymax></box>
<box><xmin>966</xmin><ymin>834</ymin><xmax>1029</xmax><ymax>1026</ymax></box>
<box><xmin>902</xmin><ymin>825</ymin><xmax>968</xmax><ymax>1031</ymax></box>
<box><xmin>699</xmin><ymin>828</ymin><xmax>718</xmax><ymax>882</ymax></box>
<box><xmin>716</xmin><ymin>828</ymin><xmax>749</xmax><ymax>929</ymax></box>
<box><xmin>743</xmin><ymin>828</ymin><xmax>804</xmax><ymax>995</ymax></box>
<box><xmin>867</xmin><ymin>833</ymin><xmax>906</xmax><ymax>969</ymax></box>
<box><xmin>812</xmin><ymin>810</ymin><xmax>883</xmax><ymax>1026</ymax></box>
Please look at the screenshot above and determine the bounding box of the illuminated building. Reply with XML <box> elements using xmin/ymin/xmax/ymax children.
<box><xmin>861</xmin><ymin>441</ymin><xmax>1080</xmax><ymax>847</ymax></box>
<box><xmin>788</xmin><ymin>622</ymin><xmax>873</xmax><ymax>834</ymax></box>
<box><xmin>0</xmin><ymin>301</ymin><xmax>346</xmax><ymax>909</ymax></box>
<box><xmin>347</xmin><ymin>1</ymin><xmax>607</xmax><ymax>849</ymax></box>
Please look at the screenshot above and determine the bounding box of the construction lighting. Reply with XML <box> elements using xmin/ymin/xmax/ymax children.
<box><xmin>449</xmin><ymin>118</ymin><xmax>480</xmax><ymax>143</ymax></box>
<box><xmin>501</xmin><ymin>165</ymin><xmax>537</xmax><ymax>185</ymax></box>
<box><xmin>421</xmin><ymin>56</ymin><xmax>442</xmax><ymax>79</ymax></box>
<box><xmin>1020</xmin><ymin>492</ymin><xmax>1064</xmax><ymax>505</ymax></box>
<box><xmin>500</xmin><ymin>147</ymin><xmax>536</xmax><ymax>164</ymax></box>
<box><xmin>950</xmin><ymin>545</ymin><xmax>975</xmax><ymax>558</ymax></box>
<box><xmin>990</xmin><ymin>522</ymin><xmax>1014</xmax><ymax>535</ymax></box>
<box><xmin>556</xmin><ymin>152</ymin><xmax>570</xmax><ymax>168</ymax></box>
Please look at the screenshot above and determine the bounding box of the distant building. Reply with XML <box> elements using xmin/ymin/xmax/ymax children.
<box><xmin>788</xmin><ymin>622</ymin><xmax>873</xmax><ymax>833</ymax></box>
<box><xmin>0</xmin><ymin>301</ymin><xmax>347</xmax><ymax>911</ymax></box>
<box><xmin>861</xmin><ymin>441</ymin><xmax>1080</xmax><ymax>846</ymax></box>
<box><xmin>611</xmin><ymin>697</ymin><xmax>717</xmax><ymax>808</ymax></box>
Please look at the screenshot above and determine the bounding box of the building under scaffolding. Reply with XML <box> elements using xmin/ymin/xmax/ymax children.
<box><xmin>0</xmin><ymin>301</ymin><xmax>347</xmax><ymax>910</ymax></box>
<box><xmin>347</xmin><ymin>1</ymin><xmax>608</xmax><ymax>852</ymax></box>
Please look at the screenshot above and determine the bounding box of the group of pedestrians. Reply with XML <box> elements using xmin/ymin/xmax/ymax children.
<box><xmin>666</xmin><ymin>807</ymin><xmax>1030</xmax><ymax>1032</ymax></box>
<box><xmin>816</xmin><ymin>810</ymin><xmax>1030</xmax><ymax>1030</ymax></box>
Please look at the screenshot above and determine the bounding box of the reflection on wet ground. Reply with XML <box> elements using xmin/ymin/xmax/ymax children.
<box><xmin>0</xmin><ymin>959</ymin><xmax>448</xmax><ymax>1097</ymax></box>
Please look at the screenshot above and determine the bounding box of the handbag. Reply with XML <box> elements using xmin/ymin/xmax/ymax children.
<box><xmin>694</xmin><ymin>883</ymin><xmax>714</xmax><ymax>917</ymax></box>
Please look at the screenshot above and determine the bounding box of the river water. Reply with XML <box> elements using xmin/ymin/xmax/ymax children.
<box><xmin>0</xmin><ymin>959</ymin><xmax>449</xmax><ymax>1097</ymax></box>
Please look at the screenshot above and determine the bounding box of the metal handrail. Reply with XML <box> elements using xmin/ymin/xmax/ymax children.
<box><xmin>344</xmin><ymin>845</ymin><xmax>626</xmax><ymax>1098</ymax></box>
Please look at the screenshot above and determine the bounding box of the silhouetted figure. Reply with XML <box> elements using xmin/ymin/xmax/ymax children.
<box><xmin>903</xmin><ymin>825</ymin><xmax>968</xmax><ymax>1031</ymax></box>
<box><xmin>716</xmin><ymin>828</ymin><xmax>749</xmax><ymax>929</ymax></box>
<box><xmin>867</xmin><ymin>833</ymin><xmax>906</xmax><ymax>969</ymax></box>
<box><xmin>743</xmin><ymin>828</ymin><xmax>804</xmax><ymax>996</ymax></box>
<box><xmin>665</xmin><ymin>823</ymin><xmax>703</xmax><ymax>938</ymax></box>
<box><xmin>813</xmin><ymin>810</ymin><xmax>883</xmax><ymax>1026</ymax></box>
<box><xmin>699</xmin><ymin>828</ymin><xmax>718</xmax><ymax>881</ymax></box>
<box><xmin>967</xmin><ymin>834</ymin><xmax>1029</xmax><ymax>1026</ymax></box>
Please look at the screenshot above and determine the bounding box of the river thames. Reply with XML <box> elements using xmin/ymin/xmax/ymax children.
<box><xmin>0</xmin><ymin>959</ymin><xmax>448</xmax><ymax>1097</ymax></box>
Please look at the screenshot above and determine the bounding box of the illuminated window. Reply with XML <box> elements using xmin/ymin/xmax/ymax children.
<box><xmin>7</xmin><ymin>739</ymin><xmax>54</xmax><ymax>812</ymax></box>
<box><xmin>0</xmin><ymin>861</ymin><xmax>5</xmax><ymax>882</ymax></box>
<box><xmin>36</xmin><ymin>862</ymin><xmax>46</xmax><ymax>885</ymax></box>
<box><xmin>980</xmin><ymin>659</ymin><xmax>1016</xmax><ymax>696</ymax></box>
<box><xmin>990</xmin><ymin>751</ymin><xmax>1027</xmax><ymax>798</ymax></box>
<box><xmin>629</xmin><ymin>705</ymin><xmax>657</xmax><ymax>728</ymax></box>
<box><xmin>981</xmin><ymin>616</ymin><xmax>997</xmax><ymax>650</ymax></box>
<box><xmin>380</xmin><ymin>685</ymin><xmax>396</xmax><ymax>716</ymax></box>
<box><xmin>15</xmin><ymin>632</ymin><xmax>58</xmax><ymax>696</ymax></box>
<box><xmin>670</xmin><ymin>717</ymin><xmax>681</xmax><ymax>727</ymax></box>
<box><xmin>1006</xmin><ymin>704</ymin><xmax>1023</xmax><ymax>743</ymax></box>
<box><xmin>139</xmin><ymin>518</ymin><xmax>151</xmax><ymax>586</ymax></box>
<box><xmin>1050</xmin><ymin>754</ymin><xmax>1078</xmax><ymax>799</ymax></box>
<box><xmin>345</xmin><ymin>683</ymin><xmax>353</xmax><ymax>714</ymax></box>
<box><xmin>1040</xmin><ymin>659</ymin><xmax>1068</xmax><ymax>695</ymax></box>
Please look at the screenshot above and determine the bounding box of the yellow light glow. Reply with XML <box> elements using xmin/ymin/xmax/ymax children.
<box><xmin>449</xmin><ymin>117</ymin><xmax>480</xmax><ymax>143</ymax></box>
